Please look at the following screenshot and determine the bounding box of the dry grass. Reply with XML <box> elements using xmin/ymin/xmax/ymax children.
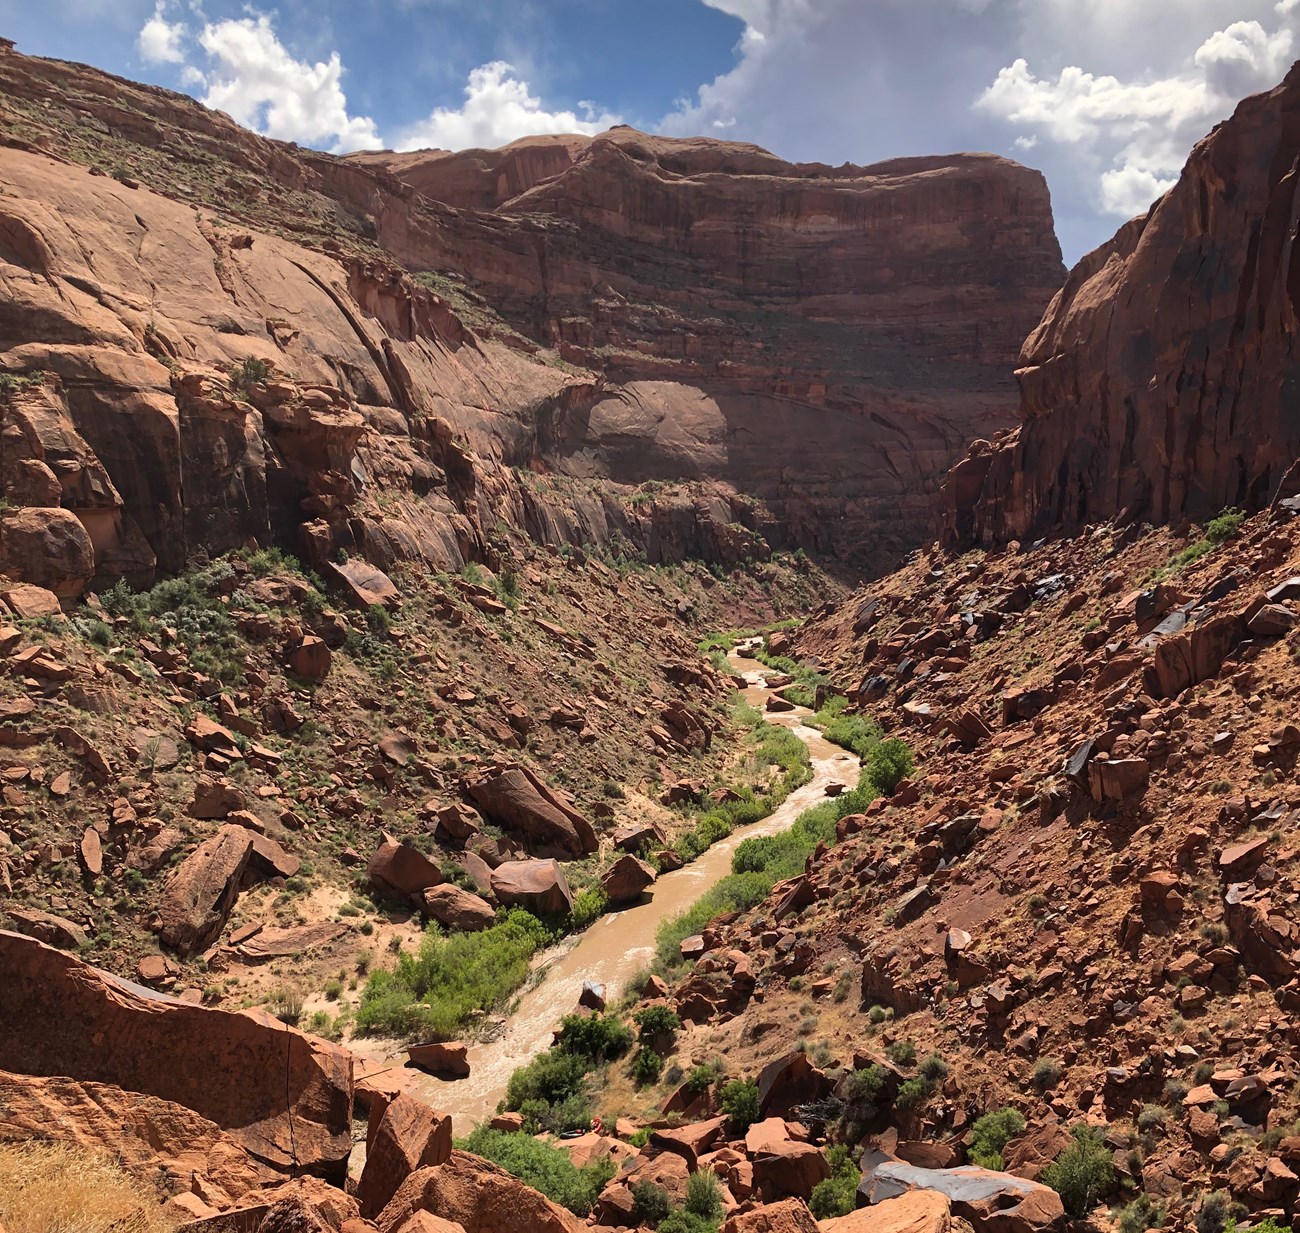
<box><xmin>0</xmin><ymin>1142</ymin><xmax>177</xmax><ymax>1233</ymax></box>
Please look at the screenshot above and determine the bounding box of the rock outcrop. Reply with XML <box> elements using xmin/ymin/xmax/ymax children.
<box><xmin>943</xmin><ymin>63</ymin><xmax>1300</xmax><ymax>548</ymax></box>
<box><xmin>0</xmin><ymin>931</ymin><xmax>353</xmax><ymax>1181</ymax></box>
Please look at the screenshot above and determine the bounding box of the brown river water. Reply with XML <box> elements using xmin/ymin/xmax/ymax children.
<box><xmin>352</xmin><ymin>647</ymin><xmax>859</xmax><ymax>1131</ymax></box>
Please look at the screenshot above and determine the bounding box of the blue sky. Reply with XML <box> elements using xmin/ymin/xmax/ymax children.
<box><xmin>2</xmin><ymin>0</ymin><xmax>1298</xmax><ymax>261</ymax></box>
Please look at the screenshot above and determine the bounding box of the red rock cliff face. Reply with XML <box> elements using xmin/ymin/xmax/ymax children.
<box><xmin>357</xmin><ymin>131</ymin><xmax>1065</xmax><ymax>567</ymax></box>
<box><xmin>943</xmin><ymin>63</ymin><xmax>1300</xmax><ymax>549</ymax></box>
<box><xmin>0</xmin><ymin>42</ymin><xmax>1062</xmax><ymax>590</ymax></box>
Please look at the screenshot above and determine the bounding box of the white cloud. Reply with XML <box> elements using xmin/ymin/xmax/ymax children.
<box><xmin>197</xmin><ymin>15</ymin><xmax>381</xmax><ymax>152</ymax></box>
<box><xmin>395</xmin><ymin>61</ymin><xmax>621</xmax><ymax>151</ymax></box>
<box><xmin>978</xmin><ymin>12</ymin><xmax>1297</xmax><ymax>220</ymax></box>
<box><xmin>138</xmin><ymin>1</ymin><xmax>185</xmax><ymax>64</ymax></box>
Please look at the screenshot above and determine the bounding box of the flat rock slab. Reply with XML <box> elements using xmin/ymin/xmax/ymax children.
<box><xmin>236</xmin><ymin>922</ymin><xmax>348</xmax><ymax>960</ymax></box>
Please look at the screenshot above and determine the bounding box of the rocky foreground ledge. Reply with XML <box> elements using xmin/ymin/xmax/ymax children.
<box><xmin>1</xmin><ymin>926</ymin><xmax>1068</xmax><ymax>1233</ymax></box>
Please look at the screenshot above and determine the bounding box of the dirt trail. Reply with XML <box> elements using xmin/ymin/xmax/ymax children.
<box><xmin>353</xmin><ymin>646</ymin><xmax>859</xmax><ymax>1129</ymax></box>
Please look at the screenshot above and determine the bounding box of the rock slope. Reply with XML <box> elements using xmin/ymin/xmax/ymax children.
<box><xmin>942</xmin><ymin>63</ymin><xmax>1300</xmax><ymax>550</ymax></box>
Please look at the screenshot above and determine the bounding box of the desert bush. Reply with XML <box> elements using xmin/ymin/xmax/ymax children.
<box><xmin>0</xmin><ymin>1141</ymin><xmax>176</xmax><ymax>1233</ymax></box>
<box><xmin>631</xmin><ymin>1181</ymin><xmax>672</xmax><ymax>1226</ymax></box>
<box><xmin>685</xmin><ymin>1169</ymin><xmax>724</xmax><ymax>1220</ymax></box>
<box><xmin>810</xmin><ymin>1144</ymin><xmax>861</xmax><ymax>1219</ymax></box>
<box><xmin>720</xmin><ymin>1078</ymin><xmax>761</xmax><ymax>1133</ymax></box>
<box><xmin>968</xmin><ymin>1107</ymin><xmax>1025</xmax><ymax>1170</ymax></box>
<box><xmin>459</xmin><ymin>1127</ymin><xmax>614</xmax><ymax>1216</ymax></box>
<box><xmin>554</xmin><ymin>1013</ymin><xmax>633</xmax><ymax>1062</ymax></box>
<box><xmin>1042</xmin><ymin>1125</ymin><xmax>1116</xmax><ymax>1218</ymax></box>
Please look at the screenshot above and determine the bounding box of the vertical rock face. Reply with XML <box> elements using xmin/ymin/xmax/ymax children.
<box><xmin>943</xmin><ymin>63</ymin><xmax>1300</xmax><ymax>549</ymax></box>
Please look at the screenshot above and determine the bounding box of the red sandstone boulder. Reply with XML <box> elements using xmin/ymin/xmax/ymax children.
<box><xmin>818</xmin><ymin>1191</ymin><xmax>951</xmax><ymax>1233</ymax></box>
<box><xmin>330</xmin><ymin>559</ymin><xmax>399</xmax><ymax>609</ymax></box>
<box><xmin>0</xmin><ymin>1067</ymin><xmax>270</xmax><ymax>1204</ymax></box>
<box><xmin>287</xmin><ymin>636</ymin><xmax>332</xmax><ymax>681</ymax></box>
<box><xmin>723</xmin><ymin>1199</ymin><xmax>821</xmax><ymax>1233</ymax></box>
<box><xmin>465</xmin><ymin>764</ymin><xmax>597</xmax><ymax>857</ymax></box>
<box><xmin>376</xmin><ymin>1151</ymin><xmax>585</xmax><ymax>1233</ymax></box>
<box><xmin>0</xmin><ymin>931</ymin><xmax>354</xmax><ymax>1181</ymax></box>
<box><xmin>368</xmin><ymin>834</ymin><xmax>444</xmax><ymax>899</ymax></box>
<box><xmin>407</xmin><ymin>1041</ymin><xmax>470</xmax><ymax>1078</ymax></box>
<box><xmin>490</xmin><ymin>859</ymin><xmax>573</xmax><ymax>915</ymax></box>
<box><xmin>601</xmin><ymin>854</ymin><xmax>656</xmax><ymax>904</ymax></box>
<box><xmin>745</xmin><ymin>1118</ymin><xmax>832</xmax><ymax>1200</ymax></box>
<box><xmin>420</xmin><ymin>884</ymin><xmax>496</xmax><ymax>931</ymax></box>
<box><xmin>158</xmin><ymin>825</ymin><xmax>254</xmax><ymax>956</ymax></box>
<box><xmin>357</xmin><ymin>1093</ymin><xmax>453</xmax><ymax>1218</ymax></box>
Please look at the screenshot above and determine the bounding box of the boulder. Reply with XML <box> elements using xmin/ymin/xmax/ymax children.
<box><xmin>859</xmin><ymin>1159</ymin><xmax>1064</xmax><ymax>1233</ymax></box>
<box><xmin>330</xmin><ymin>559</ymin><xmax>400</xmax><ymax>609</ymax></box>
<box><xmin>394</xmin><ymin>1216</ymin><xmax>469</xmax><ymax>1233</ymax></box>
<box><xmin>490</xmin><ymin>859</ymin><xmax>573</xmax><ymax>915</ymax></box>
<box><xmin>651</xmin><ymin>1116</ymin><xmax>727</xmax><ymax>1170</ymax></box>
<box><xmin>420</xmin><ymin>884</ymin><xmax>496</xmax><ymax>932</ymax></box>
<box><xmin>0</xmin><ymin>1067</ymin><xmax>270</xmax><ymax>1203</ymax></box>
<box><xmin>407</xmin><ymin>1042</ymin><xmax>470</xmax><ymax>1078</ymax></box>
<box><xmin>6</xmin><ymin>906</ymin><xmax>87</xmax><ymax>949</ymax></box>
<box><xmin>1087</xmin><ymin>757</ymin><xmax>1149</xmax><ymax>803</ymax></box>
<box><xmin>745</xmin><ymin>1118</ymin><xmax>832</xmax><ymax>1200</ymax></box>
<box><xmin>376</xmin><ymin>1151</ymin><xmax>585</xmax><ymax>1233</ymax></box>
<box><xmin>357</xmin><ymin>1093</ymin><xmax>453</xmax><ymax>1218</ymax></box>
<box><xmin>465</xmin><ymin>764</ymin><xmax>598</xmax><ymax>857</ymax></box>
<box><xmin>368</xmin><ymin>835</ymin><xmax>444</xmax><ymax>899</ymax></box>
<box><xmin>0</xmin><ymin>930</ymin><xmax>354</xmax><ymax>1182</ymax></box>
<box><xmin>601</xmin><ymin>854</ymin><xmax>656</xmax><ymax>904</ymax></box>
<box><xmin>614</xmin><ymin>820</ymin><xmax>663</xmax><ymax>853</ymax></box>
<box><xmin>723</xmin><ymin>1199</ymin><xmax>821</xmax><ymax>1233</ymax></box>
<box><xmin>288</xmin><ymin>636</ymin><xmax>332</xmax><ymax>681</ymax></box>
<box><xmin>758</xmin><ymin>1052</ymin><xmax>833</xmax><ymax>1119</ymax></box>
<box><xmin>819</xmin><ymin>1191</ymin><xmax>951</xmax><ymax>1233</ymax></box>
<box><xmin>157</xmin><ymin>825</ymin><xmax>254</xmax><ymax>956</ymax></box>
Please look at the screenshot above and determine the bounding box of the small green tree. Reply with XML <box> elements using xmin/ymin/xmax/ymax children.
<box><xmin>632</xmin><ymin>1047</ymin><xmax>663</xmax><ymax>1086</ymax></box>
<box><xmin>685</xmin><ymin>1170</ymin><xmax>723</xmax><ymax>1220</ymax></box>
<box><xmin>968</xmin><ymin>1107</ymin><xmax>1026</xmax><ymax>1170</ymax></box>
<box><xmin>1042</xmin><ymin>1125</ymin><xmax>1116</xmax><ymax>1218</ymax></box>
<box><xmin>631</xmin><ymin>1181</ymin><xmax>672</xmax><ymax>1226</ymax></box>
<box><xmin>720</xmin><ymin>1078</ymin><xmax>761</xmax><ymax>1133</ymax></box>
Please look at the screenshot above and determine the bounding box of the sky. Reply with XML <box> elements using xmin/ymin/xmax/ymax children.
<box><xmin>2</xmin><ymin>0</ymin><xmax>1298</xmax><ymax>262</ymax></box>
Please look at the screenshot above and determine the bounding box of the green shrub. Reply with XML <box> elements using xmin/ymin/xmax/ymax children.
<box><xmin>810</xmin><ymin>1145</ymin><xmax>860</xmax><ymax>1219</ymax></box>
<box><xmin>459</xmin><ymin>1127</ymin><xmax>614</xmax><ymax>1216</ymax></box>
<box><xmin>634</xmin><ymin>1005</ymin><xmax>681</xmax><ymax>1043</ymax></box>
<box><xmin>555</xmin><ymin>1013</ymin><xmax>633</xmax><ymax>1062</ymax></box>
<box><xmin>866</xmin><ymin>738</ymin><xmax>914</xmax><ymax>796</ymax></box>
<box><xmin>505</xmin><ymin>1048</ymin><xmax>589</xmax><ymax>1112</ymax></box>
<box><xmin>569</xmin><ymin>886</ymin><xmax>609</xmax><ymax>930</ymax></box>
<box><xmin>968</xmin><ymin>1107</ymin><xmax>1025</xmax><ymax>1170</ymax></box>
<box><xmin>1117</xmin><ymin>1194</ymin><xmax>1166</xmax><ymax>1233</ymax></box>
<box><xmin>896</xmin><ymin>1078</ymin><xmax>929</xmax><ymax>1109</ymax></box>
<box><xmin>1042</xmin><ymin>1125</ymin><xmax>1115</xmax><ymax>1218</ymax></box>
<box><xmin>683</xmin><ymin>1061</ymin><xmax>724</xmax><ymax>1096</ymax></box>
<box><xmin>631</xmin><ymin>1181</ymin><xmax>672</xmax><ymax>1226</ymax></box>
<box><xmin>1205</xmin><ymin>509</ymin><xmax>1245</xmax><ymax>544</ymax></box>
<box><xmin>229</xmin><ymin>356</ymin><xmax>270</xmax><ymax>389</ymax></box>
<box><xmin>918</xmin><ymin>1052</ymin><xmax>948</xmax><ymax>1083</ymax></box>
<box><xmin>632</xmin><ymin>1047</ymin><xmax>664</xmax><ymax>1086</ymax></box>
<box><xmin>720</xmin><ymin>1079</ymin><xmax>761</xmax><ymax>1133</ymax></box>
<box><xmin>657</xmin><ymin>1212</ymin><xmax>717</xmax><ymax>1233</ymax></box>
<box><xmin>885</xmin><ymin>1039</ymin><xmax>916</xmax><ymax>1067</ymax></box>
<box><xmin>685</xmin><ymin>1169</ymin><xmax>723</xmax><ymax>1220</ymax></box>
<box><xmin>1195</xmin><ymin>1192</ymin><xmax>1234</xmax><ymax>1233</ymax></box>
<box><xmin>1136</xmin><ymin>1103</ymin><xmax>1166</xmax><ymax>1133</ymax></box>
<box><xmin>1033</xmin><ymin>1057</ymin><xmax>1064</xmax><ymax>1092</ymax></box>
<box><xmin>356</xmin><ymin>909</ymin><xmax>552</xmax><ymax>1039</ymax></box>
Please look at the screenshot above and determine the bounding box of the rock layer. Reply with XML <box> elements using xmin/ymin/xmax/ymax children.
<box><xmin>943</xmin><ymin>63</ymin><xmax>1300</xmax><ymax>548</ymax></box>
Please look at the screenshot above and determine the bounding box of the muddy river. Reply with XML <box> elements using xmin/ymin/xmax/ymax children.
<box><xmin>355</xmin><ymin>646</ymin><xmax>858</xmax><ymax>1129</ymax></box>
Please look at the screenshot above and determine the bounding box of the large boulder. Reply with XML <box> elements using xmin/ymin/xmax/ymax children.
<box><xmin>0</xmin><ymin>931</ymin><xmax>354</xmax><ymax>1182</ymax></box>
<box><xmin>758</xmin><ymin>1052</ymin><xmax>833</xmax><ymax>1119</ymax></box>
<box><xmin>376</xmin><ymin>1151</ymin><xmax>585</xmax><ymax>1233</ymax></box>
<box><xmin>0</xmin><ymin>1067</ymin><xmax>270</xmax><ymax>1205</ymax></box>
<box><xmin>465</xmin><ymin>764</ymin><xmax>598</xmax><ymax>856</ymax></box>
<box><xmin>420</xmin><ymin>884</ymin><xmax>497</xmax><ymax>932</ymax></box>
<box><xmin>490</xmin><ymin>859</ymin><xmax>573</xmax><ymax>915</ymax></box>
<box><xmin>601</xmin><ymin>854</ymin><xmax>656</xmax><ymax>904</ymax></box>
<box><xmin>859</xmin><ymin>1159</ymin><xmax>1064</xmax><ymax>1233</ymax></box>
<box><xmin>819</xmin><ymin>1191</ymin><xmax>951</xmax><ymax>1233</ymax></box>
<box><xmin>745</xmin><ymin>1118</ymin><xmax>832</xmax><ymax>1200</ymax></box>
<box><xmin>357</xmin><ymin>1093</ymin><xmax>453</xmax><ymax>1218</ymax></box>
<box><xmin>723</xmin><ymin>1199</ymin><xmax>821</xmax><ymax>1233</ymax></box>
<box><xmin>369</xmin><ymin>834</ymin><xmax>444</xmax><ymax>899</ymax></box>
<box><xmin>157</xmin><ymin>824</ymin><xmax>254</xmax><ymax>956</ymax></box>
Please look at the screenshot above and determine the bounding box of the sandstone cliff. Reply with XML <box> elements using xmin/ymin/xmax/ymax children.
<box><xmin>0</xmin><ymin>41</ymin><xmax>1062</xmax><ymax>593</ymax></box>
<box><xmin>943</xmin><ymin>62</ymin><xmax>1300</xmax><ymax>549</ymax></box>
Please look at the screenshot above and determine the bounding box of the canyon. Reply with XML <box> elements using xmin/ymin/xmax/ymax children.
<box><xmin>3</xmin><ymin>31</ymin><xmax>1300</xmax><ymax>1233</ymax></box>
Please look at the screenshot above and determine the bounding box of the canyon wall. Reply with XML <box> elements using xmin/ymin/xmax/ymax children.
<box><xmin>943</xmin><ymin>62</ymin><xmax>1300</xmax><ymax>549</ymax></box>
<box><xmin>0</xmin><ymin>40</ymin><xmax>1063</xmax><ymax>593</ymax></box>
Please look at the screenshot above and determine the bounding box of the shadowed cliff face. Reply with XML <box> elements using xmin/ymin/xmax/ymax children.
<box><xmin>0</xmin><ymin>42</ymin><xmax>1062</xmax><ymax>593</ymax></box>
<box><xmin>942</xmin><ymin>63</ymin><xmax>1300</xmax><ymax>550</ymax></box>
<box><xmin>356</xmin><ymin>131</ymin><xmax>1066</xmax><ymax>569</ymax></box>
